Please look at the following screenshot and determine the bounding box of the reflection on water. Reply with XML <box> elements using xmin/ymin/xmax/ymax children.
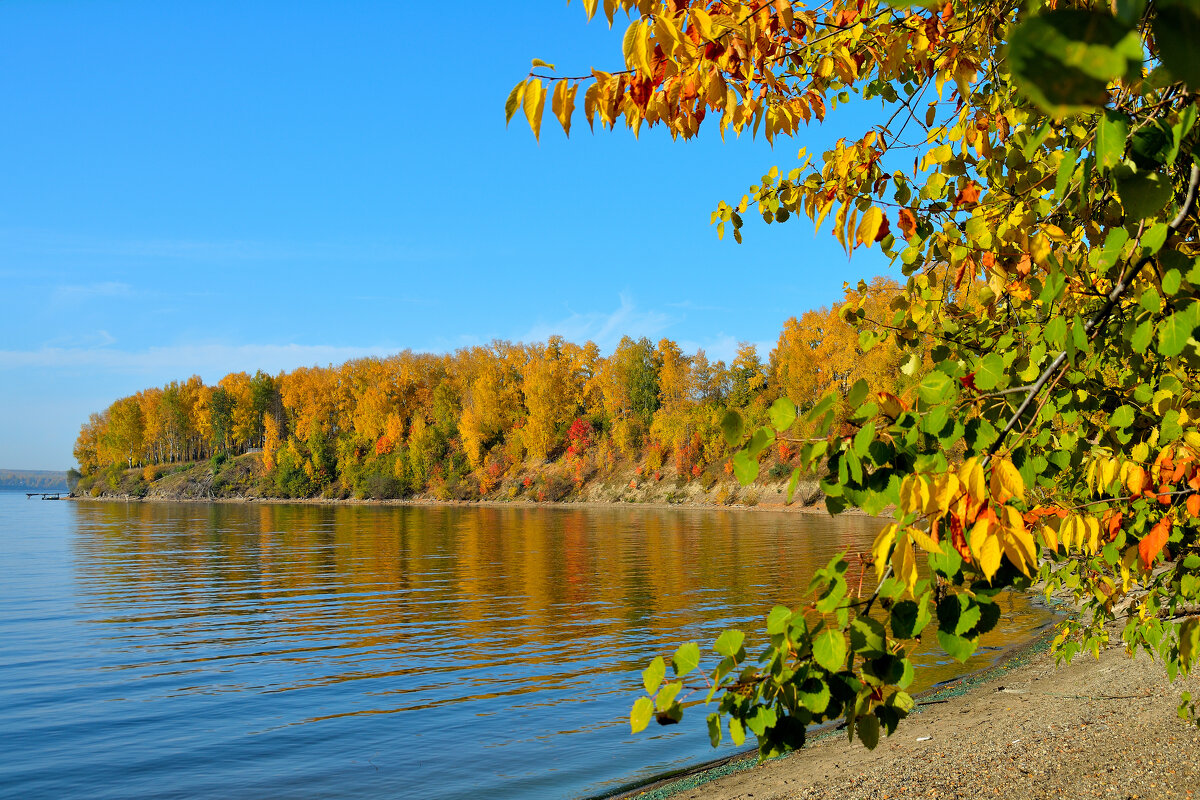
<box><xmin>0</xmin><ymin>497</ymin><xmax>1053</xmax><ymax>800</ymax></box>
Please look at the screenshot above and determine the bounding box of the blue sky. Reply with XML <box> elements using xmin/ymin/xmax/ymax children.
<box><xmin>0</xmin><ymin>1</ymin><xmax>891</xmax><ymax>470</ymax></box>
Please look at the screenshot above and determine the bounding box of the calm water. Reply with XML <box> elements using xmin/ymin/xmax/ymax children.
<box><xmin>0</xmin><ymin>492</ymin><xmax>1053</xmax><ymax>799</ymax></box>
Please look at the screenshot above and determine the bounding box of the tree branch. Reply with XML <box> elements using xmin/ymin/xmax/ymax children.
<box><xmin>985</xmin><ymin>163</ymin><xmax>1200</xmax><ymax>464</ymax></box>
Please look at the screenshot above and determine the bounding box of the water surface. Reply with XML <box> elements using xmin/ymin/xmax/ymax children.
<box><xmin>0</xmin><ymin>494</ymin><xmax>1053</xmax><ymax>799</ymax></box>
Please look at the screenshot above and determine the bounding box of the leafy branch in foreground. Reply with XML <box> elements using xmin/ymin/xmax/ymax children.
<box><xmin>517</xmin><ymin>0</ymin><xmax>1200</xmax><ymax>756</ymax></box>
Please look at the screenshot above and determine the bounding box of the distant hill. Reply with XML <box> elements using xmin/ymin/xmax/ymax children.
<box><xmin>0</xmin><ymin>469</ymin><xmax>69</xmax><ymax>491</ymax></box>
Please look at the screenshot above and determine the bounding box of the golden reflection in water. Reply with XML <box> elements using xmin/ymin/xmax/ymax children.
<box><xmin>69</xmin><ymin>502</ymin><xmax>1050</xmax><ymax>707</ymax></box>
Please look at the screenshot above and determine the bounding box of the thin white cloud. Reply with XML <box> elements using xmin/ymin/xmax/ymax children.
<box><xmin>0</xmin><ymin>342</ymin><xmax>398</xmax><ymax>377</ymax></box>
<box><xmin>522</xmin><ymin>293</ymin><xmax>673</xmax><ymax>352</ymax></box>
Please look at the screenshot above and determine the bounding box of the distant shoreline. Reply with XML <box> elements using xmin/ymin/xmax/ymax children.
<box><xmin>68</xmin><ymin>453</ymin><xmax>862</xmax><ymax>516</ymax></box>
<box><xmin>66</xmin><ymin>492</ymin><xmax>865</xmax><ymax>516</ymax></box>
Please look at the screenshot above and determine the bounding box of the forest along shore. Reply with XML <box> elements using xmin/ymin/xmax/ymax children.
<box><xmin>68</xmin><ymin>451</ymin><xmax>844</xmax><ymax>512</ymax></box>
<box><xmin>632</xmin><ymin>630</ymin><xmax>1200</xmax><ymax>800</ymax></box>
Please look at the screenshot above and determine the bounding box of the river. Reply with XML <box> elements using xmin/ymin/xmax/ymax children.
<box><xmin>0</xmin><ymin>492</ymin><xmax>1053</xmax><ymax>799</ymax></box>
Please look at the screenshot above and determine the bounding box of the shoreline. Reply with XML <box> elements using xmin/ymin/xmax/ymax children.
<box><xmin>616</xmin><ymin>624</ymin><xmax>1200</xmax><ymax>800</ymax></box>
<box><xmin>65</xmin><ymin>493</ymin><xmax>867</xmax><ymax>516</ymax></box>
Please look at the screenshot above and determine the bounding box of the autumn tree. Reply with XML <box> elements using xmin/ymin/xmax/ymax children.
<box><xmin>512</xmin><ymin>0</ymin><xmax>1200</xmax><ymax>757</ymax></box>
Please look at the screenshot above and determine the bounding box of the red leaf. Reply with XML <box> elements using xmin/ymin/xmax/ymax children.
<box><xmin>897</xmin><ymin>208</ymin><xmax>917</xmax><ymax>238</ymax></box>
<box><xmin>1139</xmin><ymin>518</ymin><xmax>1170</xmax><ymax>569</ymax></box>
<box><xmin>874</xmin><ymin>213</ymin><xmax>891</xmax><ymax>242</ymax></box>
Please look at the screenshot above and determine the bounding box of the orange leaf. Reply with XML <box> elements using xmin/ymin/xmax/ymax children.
<box><xmin>954</xmin><ymin>181</ymin><xmax>981</xmax><ymax>209</ymax></box>
<box><xmin>1138</xmin><ymin>518</ymin><xmax>1170</xmax><ymax>569</ymax></box>
<box><xmin>897</xmin><ymin>208</ymin><xmax>917</xmax><ymax>238</ymax></box>
<box><xmin>1188</xmin><ymin>493</ymin><xmax>1200</xmax><ymax>518</ymax></box>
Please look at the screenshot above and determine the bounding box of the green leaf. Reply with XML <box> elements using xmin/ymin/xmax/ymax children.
<box><xmin>706</xmin><ymin>713</ymin><xmax>722</xmax><ymax>747</ymax></box>
<box><xmin>1164</xmin><ymin>268</ymin><xmax>1183</xmax><ymax>296</ymax></box>
<box><xmin>643</xmin><ymin>656</ymin><xmax>666</xmax><ymax>694</ymax></box>
<box><xmin>1095</xmin><ymin>111</ymin><xmax>1128</xmax><ymax>171</ymax></box>
<box><xmin>655</xmin><ymin>680</ymin><xmax>682</xmax><ymax>711</ymax></box>
<box><xmin>1109</xmin><ymin>404</ymin><xmax>1135</xmax><ymax>429</ymax></box>
<box><xmin>768</xmin><ymin>397</ymin><xmax>797</xmax><ymax>432</ymax></box>
<box><xmin>850</xmin><ymin>617</ymin><xmax>887</xmax><ymax>657</ymax></box>
<box><xmin>937</xmin><ymin>630</ymin><xmax>978</xmax><ymax>662</ymax></box>
<box><xmin>1007</xmin><ymin>9</ymin><xmax>1142</xmax><ymax>117</ymax></box>
<box><xmin>746</xmin><ymin>426</ymin><xmax>775</xmax><ymax>458</ymax></box>
<box><xmin>1118</xmin><ymin>170</ymin><xmax>1174</xmax><ymax>220</ymax></box>
<box><xmin>846</xmin><ymin>378</ymin><xmax>870</xmax><ymax>409</ymax></box>
<box><xmin>1140</xmin><ymin>223</ymin><xmax>1170</xmax><ymax>257</ymax></box>
<box><xmin>973</xmin><ymin>353</ymin><xmax>1006</xmax><ymax>391</ymax></box>
<box><xmin>714</xmin><ymin>629</ymin><xmax>745</xmax><ymax>658</ymax></box>
<box><xmin>672</xmin><ymin>642</ymin><xmax>701</xmax><ymax>677</ymax></box>
<box><xmin>767</xmin><ymin>605</ymin><xmax>793</xmax><ymax>635</ymax></box>
<box><xmin>631</xmin><ymin>696</ymin><xmax>654</xmax><ymax>733</ymax></box>
<box><xmin>857</xmin><ymin>712</ymin><xmax>881</xmax><ymax>750</ymax></box>
<box><xmin>1159</xmin><ymin>301</ymin><xmax>1200</xmax><ymax>356</ymax></box>
<box><xmin>918</xmin><ymin>371</ymin><xmax>954</xmax><ymax>404</ymax></box>
<box><xmin>1055</xmin><ymin>149</ymin><xmax>1077</xmax><ymax>200</ymax></box>
<box><xmin>732</xmin><ymin>450</ymin><xmax>759</xmax><ymax>485</ymax></box>
<box><xmin>786</xmin><ymin>467</ymin><xmax>802</xmax><ymax>503</ymax></box>
<box><xmin>720</xmin><ymin>410</ymin><xmax>744</xmax><ymax>446</ymax></box>
<box><xmin>812</xmin><ymin>629</ymin><xmax>847</xmax><ymax>672</ymax></box>
<box><xmin>1128</xmin><ymin>319</ymin><xmax>1156</xmax><ymax>352</ymax></box>
<box><xmin>1154</xmin><ymin>1</ymin><xmax>1200</xmax><ymax>90</ymax></box>
<box><xmin>1093</xmin><ymin>227</ymin><xmax>1129</xmax><ymax>272</ymax></box>
<box><xmin>852</xmin><ymin>423</ymin><xmax>876</xmax><ymax>458</ymax></box>
<box><xmin>729</xmin><ymin>716</ymin><xmax>746</xmax><ymax>746</ymax></box>
<box><xmin>798</xmin><ymin>678</ymin><xmax>831</xmax><ymax>713</ymax></box>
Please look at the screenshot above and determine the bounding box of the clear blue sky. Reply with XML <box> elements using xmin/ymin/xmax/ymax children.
<box><xmin>0</xmin><ymin>1</ymin><xmax>891</xmax><ymax>470</ymax></box>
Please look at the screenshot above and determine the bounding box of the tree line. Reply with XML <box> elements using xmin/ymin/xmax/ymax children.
<box><xmin>74</xmin><ymin>277</ymin><xmax>913</xmax><ymax>499</ymax></box>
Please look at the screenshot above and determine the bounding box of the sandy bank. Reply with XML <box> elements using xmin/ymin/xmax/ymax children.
<box><xmin>626</xmin><ymin>633</ymin><xmax>1199</xmax><ymax>800</ymax></box>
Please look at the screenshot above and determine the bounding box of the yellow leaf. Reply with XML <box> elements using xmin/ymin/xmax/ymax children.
<box><xmin>928</xmin><ymin>473</ymin><xmax>961</xmax><ymax>515</ymax></box>
<box><xmin>833</xmin><ymin>202</ymin><xmax>848</xmax><ymax>252</ymax></box>
<box><xmin>871</xmin><ymin>523</ymin><xmax>898</xmax><ymax>582</ymax></box>
<box><xmin>990</xmin><ymin>459</ymin><xmax>1024</xmax><ymax>504</ymax></box>
<box><xmin>635</xmin><ymin>20</ymin><xmax>654</xmax><ymax>74</ymax></box>
<box><xmin>856</xmin><ymin>206</ymin><xmax>884</xmax><ymax>248</ymax></box>
<box><xmin>1082</xmin><ymin>515</ymin><xmax>1100</xmax><ymax>555</ymax></box>
<box><xmin>969</xmin><ymin>516</ymin><xmax>1001</xmax><ymax>581</ymax></box>
<box><xmin>531</xmin><ymin>58</ymin><xmax>556</xmax><ymax>70</ymax></box>
<box><xmin>582</xmin><ymin>0</ymin><xmax>599</xmax><ymax>20</ymax></box>
<box><xmin>999</xmin><ymin>506</ymin><xmax>1036</xmax><ymax>576</ymax></box>
<box><xmin>691</xmin><ymin>7</ymin><xmax>715</xmax><ymax>40</ymax></box>
<box><xmin>1125</xmin><ymin>464</ymin><xmax>1148</xmax><ymax>495</ymax></box>
<box><xmin>907</xmin><ymin>525</ymin><xmax>940</xmax><ymax>553</ymax></box>
<box><xmin>505</xmin><ymin>81</ymin><xmax>526</xmax><ymax>126</ymax></box>
<box><xmin>978</xmin><ymin>532</ymin><xmax>1001</xmax><ymax>582</ymax></box>
<box><xmin>622</xmin><ymin>20</ymin><xmax>639</xmax><ymax>67</ymax></box>
<box><xmin>1060</xmin><ymin>514</ymin><xmax>1078</xmax><ymax>552</ymax></box>
<box><xmin>1098</xmin><ymin>457</ymin><xmax>1118</xmax><ymax>493</ymax></box>
<box><xmin>891</xmin><ymin>530</ymin><xmax>919</xmax><ymax>597</ymax></box>
<box><xmin>1038</xmin><ymin>524</ymin><xmax>1058</xmax><ymax>553</ymax></box>
<box><xmin>899</xmin><ymin>474</ymin><xmax>930</xmax><ymax>516</ymax></box>
<box><xmin>958</xmin><ymin>457</ymin><xmax>985</xmax><ymax>502</ymax></box>
<box><xmin>523</xmin><ymin>79</ymin><xmax>547</xmax><ymax>141</ymax></box>
<box><xmin>551</xmin><ymin>80</ymin><xmax>577</xmax><ymax>137</ymax></box>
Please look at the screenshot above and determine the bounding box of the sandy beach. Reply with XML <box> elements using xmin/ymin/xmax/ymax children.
<box><xmin>625</xmin><ymin>633</ymin><xmax>1200</xmax><ymax>800</ymax></box>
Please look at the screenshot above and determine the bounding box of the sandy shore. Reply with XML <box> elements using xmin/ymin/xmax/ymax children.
<box><xmin>624</xmin><ymin>633</ymin><xmax>1200</xmax><ymax>800</ymax></box>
